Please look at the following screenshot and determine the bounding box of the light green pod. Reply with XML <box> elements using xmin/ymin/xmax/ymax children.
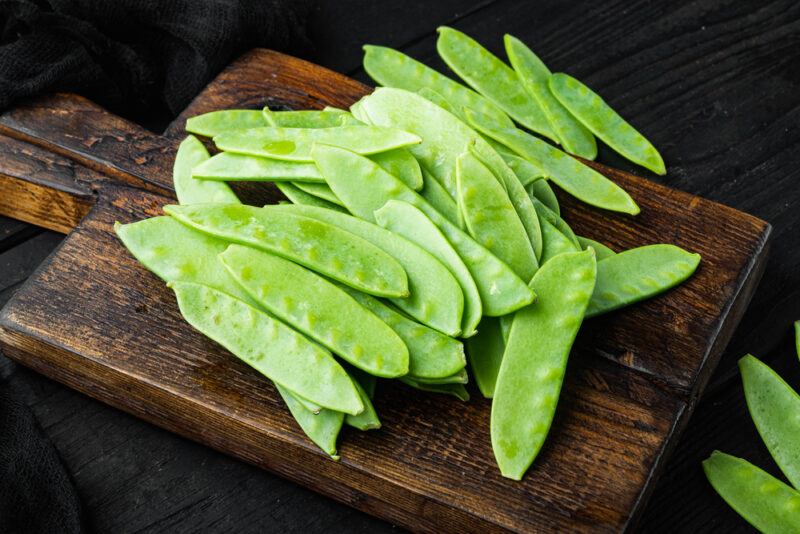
<box><xmin>400</xmin><ymin>378</ymin><xmax>470</xmax><ymax>401</ymax></box>
<box><xmin>411</xmin><ymin>368</ymin><xmax>468</xmax><ymax>385</ymax></box>
<box><xmin>214</xmin><ymin>125</ymin><xmax>421</xmax><ymax>162</ymax></box>
<box><xmin>587</xmin><ymin>244</ymin><xmax>700</xmax><ymax>317</ymax></box>
<box><xmin>186</xmin><ymin>110</ymin><xmax>268</xmax><ymax>137</ymax></box>
<box><xmin>456</xmin><ymin>150</ymin><xmax>537</xmax><ymax>280</ymax></box>
<box><xmin>369</xmin><ymin>148</ymin><xmax>424</xmax><ymax>191</ymax></box>
<box><xmin>436</xmin><ymin>27</ymin><xmax>556</xmax><ymax>142</ymax></box>
<box><xmin>276</xmin><ymin>383</ymin><xmax>344</xmax><ymax>458</ymax></box>
<box><xmin>577</xmin><ymin>236</ymin><xmax>616</xmax><ymax>260</ymax></box>
<box><xmin>526</xmin><ymin>179</ymin><xmax>560</xmax><ymax>215</ymax></box>
<box><xmin>419</xmin><ymin>166</ymin><xmax>463</xmax><ymax>228</ymax></box>
<box><xmin>275</xmin><ymin>182</ymin><xmax>347</xmax><ymax>212</ymax></box>
<box><xmin>310</xmin><ymin>142</ymin><xmax>535</xmax><ymax>316</ymax></box>
<box><xmin>291</xmin><ymin>182</ymin><xmax>344</xmax><ymax>206</ymax></box>
<box><xmin>466</xmin><ymin>317</ymin><xmax>505</xmax><ymax>398</ymax></box>
<box><xmin>173</xmin><ymin>136</ymin><xmax>239</xmax><ymax>205</ymax></box>
<box><xmin>269</xmin><ymin>201</ymin><xmax>464</xmax><ymax>337</ymax></box>
<box><xmin>740</xmin><ymin>355</ymin><xmax>800</xmax><ymax>489</ymax></box>
<box><xmin>363</xmin><ymin>44</ymin><xmax>514</xmax><ymax>128</ymax></box>
<box><xmin>539</xmin><ymin>217</ymin><xmax>579</xmax><ymax>264</ymax></box>
<box><xmin>550</xmin><ymin>73</ymin><xmax>666</xmax><ymax>175</ymax></box>
<box><xmin>262</xmin><ymin>108</ymin><xmax>348</xmax><ymax>128</ymax></box>
<box><xmin>171</xmin><ymin>282</ymin><xmax>364</xmax><ymax>415</ymax></box>
<box><xmin>504</xmin><ymin>153</ymin><xmax>545</xmax><ymax>187</ymax></box>
<box><xmin>338</xmin><ymin>285</ymin><xmax>466</xmax><ymax>380</ymax></box>
<box><xmin>703</xmin><ymin>451</ymin><xmax>800</xmax><ymax>533</ymax></box>
<box><xmin>531</xmin><ymin>197</ymin><xmax>580</xmax><ymax>249</ymax></box>
<box><xmin>220</xmin><ymin>245</ymin><xmax>409</xmax><ymax>378</ymax></box>
<box><xmin>374</xmin><ymin>200</ymin><xmax>482</xmax><ymax>338</ymax></box>
<box><xmin>465</xmin><ymin>108</ymin><xmax>640</xmax><ymax>215</ymax></box>
<box><xmin>491</xmin><ymin>249</ymin><xmax>597</xmax><ymax>480</ymax></box>
<box><xmin>796</xmin><ymin>321</ymin><xmax>800</xmax><ymax>360</ymax></box>
<box><xmin>163</xmin><ymin>203</ymin><xmax>409</xmax><ymax>298</ymax></box>
<box><xmin>344</xmin><ymin>371</ymin><xmax>381</xmax><ymax>431</ymax></box>
<box><xmin>192</xmin><ymin>152</ymin><xmax>324</xmax><ymax>183</ymax></box>
<box><xmin>504</xmin><ymin>35</ymin><xmax>597</xmax><ymax>159</ymax></box>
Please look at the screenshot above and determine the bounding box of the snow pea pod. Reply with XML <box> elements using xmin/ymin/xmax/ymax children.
<box><xmin>291</xmin><ymin>182</ymin><xmax>344</xmax><ymax>206</ymax></box>
<box><xmin>312</xmin><ymin>143</ymin><xmax>535</xmax><ymax>316</ymax></box>
<box><xmin>504</xmin><ymin>35</ymin><xmax>596</xmax><ymax>159</ymax></box>
<box><xmin>531</xmin><ymin>197</ymin><xmax>580</xmax><ymax>249</ymax></box>
<box><xmin>343</xmin><ymin>371</ymin><xmax>381</xmax><ymax>431</ymax></box>
<box><xmin>186</xmin><ymin>110</ymin><xmax>268</xmax><ymax>137</ymax></box>
<box><xmin>171</xmin><ymin>282</ymin><xmax>364</xmax><ymax>415</ymax></box>
<box><xmin>164</xmin><ymin>203</ymin><xmax>409</xmax><ymax>298</ymax></box>
<box><xmin>703</xmin><ymin>451</ymin><xmax>800</xmax><ymax>533</ymax></box>
<box><xmin>269</xmin><ymin>202</ymin><xmax>464</xmax><ymax>336</ymax></box>
<box><xmin>192</xmin><ymin>152</ymin><xmax>324</xmax><ymax>183</ymax></box>
<box><xmin>419</xmin><ymin>166</ymin><xmax>463</xmax><ymax>228</ymax></box>
<box><xmin>436</xmin><ymin>27</ymin><xmax>556</xmax><ymax>142</ymax></box>
<box><xmin>262</xmin><ymin>108</ymin><xmax>348</xmax><ymax>128</ymax></box>
<box><xmin>539</xmin><ymin>217</ymin><xmax>579</xmax><ymax>264</ymax></box>
<box><xmin>465</xmin><ymin>108</ymin><xmax>640</xmax><ymax>215</ymax></box>
<box><xmin>173</xmin><ymin>136</ymin><xmax>239</xmax><ymax>205</ymax></box>
<box><xmin>491</xmin><ymin>249</ymin><xmax>597</xmax><ymax>480</ymax></box>
<box><xmin>504</xmin><ymin>153</ymin><xmax>545</xmax><ymax>187</ymax></box>
<box><xmin>363</xmin><ymin>44</ymin><xmax>514</xmax><ymax>129</ymax></box>
<box><xmin>576</xmin><ymin>236</ymin><xmax>616</xmax><ymax>260</ymax></box>
<box><xmin>456</xmin><ymin>150</ymin><xmax>537</xmax><ymax>280</ymax></box>
<box><xmin>796</xmin><ymin>321</ymin><xmax>800</xmax><ymax>359</ymax></box>
<box><xmin>411</xmin><ymin>368</ymin><xmax>468</xmax><ymax>385</ymax></box>
<box><xmin>214</xmin><ymin>125</ymin><xmax>421</xmax><ymax>162</ymax></box>
<box><xmin>526</xmin><ymin>179</ymin><xmax>560</xmax><ymax>215</ymax></box>
<box><xmin>220</xmin><ymin>245</ymin><xmax>409</xmax><ymax>378</ymax></box>
<box><xmin>740</xmin><ymin>355</ymin><xmax>800</xmax><ymax>489</ymax></box>
<box><xmin>401</xmin><ymin>378</ymin><xmax>470</xmax><ymax>401</ymax></box>
<box><xmin>374</xmin><ymin>200</ymin><xmax>481</xmax><ymax>338</ymax></box>
<box><xmin>587</xmin><ymin>244</ymin><xmax>700</xmax><ymax>318</ymax></box>
<box><xmin>550</xmin><ymin>73</ymin><xmax>666</xmax><ymax>175</ymax></box>
<box><xmin>369</xmin><ymin>148</ymin><xmax>424</xmax><ymax>191</ymax></box>
<box><xmin>276</xmin><ymin>384</ymin><xmax>344</xmax><ymax>458</ymax></box>
<box><xmin>275</xmin><ymin>182</ymin><xmax>347</xmax><ymax>212</ymax></box>
<box><xmin>466</xmin><ymin>317</ymin><xmax>505</xmax><ymax>398</ymax></box>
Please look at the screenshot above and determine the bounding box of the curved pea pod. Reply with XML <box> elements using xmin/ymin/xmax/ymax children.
<box><xmin>504</xmin><ymin>35</ymin><xmax>597</xmax><ymax>159</ymax></box>
<box><xmin>703</xmin><ymin>451</ymin><xmax>800</xmax><ymax>533</ymax></box>
<box><xmin>163</xmin><ymin>203</ymin><xmax>409</xmax><ymax>298</ymax></box>
<box><xmin>576</xmin><ymin>236</ymin><xmax>616</xmax><ymax>260</ymax></box>
<box><xmin>456</xmin><ymin>150</ymin><xmax>537</xmax><ymax>281</ymax></box>
<box><xmin>466</xmin><ymin>317</ymin><xmax>505</xmax><ymax>398</ymax></box>
<box><xmin>531</xmin><ymin>197</ymin><xmax>580</xmax><ymax>249</ymax></box>
<box><xmin>192</xmin><ymin>152</ymin><xmax>324</xmax><ymax>183</ymax></box>
<box><xmin>539</xmin><ymin>217</ymin><xmax>579</xmax><ymax>264</ymax></box>
<box><xmin>550</xmin><ymin>73</ymin><xmax>666</xmax><ymax>175</ymax></box>
<box><xmin>171</xmin><ymin>282</ymin><xmax>363</xmax><ymax>415</ymax></box>
<box><xmin>263</xmin><ymin>108</ymin><xmax>349</xmax><ymax>128</ymax></box>
<box><xmin>740</xmin><ymin>355</ymin><xmax>800</xmax><ymax>489</ymax></box>
<box><xmin>504</xmin><ymin>153</ymin><xmax>545</xmax><ymax>187</ymax></box>
<box><xmin>186</xmin><ymin>110</ymin><xmax>268</xmax><ymax>137</ymax></box>
<box><xmin>411</xmin><ymin>368</ymin><xmax>468</xmax><ymax>385</ymax></box>
<box><xmin>338</xmin><ymin>285</ymin><xmax>466</xmax><ymax>380</ymax></box>
<box><xmin>220</xmin><ymin>245</ymin><xmax>409</xmax><ymax>378</ymax></box>
<box><xmin>275</xmin><ymin>182</ymin><xmax>347</xmax><ymax>213</ymax></box>
<box><xmin>526</xmin><ymin>179</ymin><xmax>560</xmax><ymax>216</ymax></box>
<box><xmin>344</xmin><ymin>370</ymin><xmax>381</xmax><ymax>431</ymax></box>
<box><xmin>374</xmin><ymin>200</ymin><xmax>481</xmax><ymax>338</ymax></box>
<box><xmin>291</xmin><ymin>182</ymin><xmax>344</xmax><ymax>206</ymax></box>
<box><xmin>269</xmin><ymin>202</ymin><xmax>464</xmax><ymax>337</ymax></box>
<box><xmin>465</xmin><ymin>108</ymin><xmax>640</xmax><ymax>215</ymax></box>
<box><xmin>213</xmin><ymin>125</ymin><xmax>421</xmax><ymax>162</ymax></box>
<box><xmin>491</xmin><ymin>249</ymin><xmax>597</xmax><ymax>480</ymax></box>
<box><xmin>276</xmin><ymin>384</ymin><xmax>344</xmax><ymax>458</ymax></box>
<box><xmin>173</xmin><ymin>136</ymin><xmax>239</xmax><ymax>205</ymax></box>
<box><xmin>420</xmin><ymin>166</ymin><xmax>463</xmax><ymax>228</ymax></box>
<box><xmin>400</xmin><ymin>378</ymin><xmax>470</xmax><ymax>401</ymax></box>
<box><xmin>311</xmin><ymin>142</ymin><xmax>535</xmax><ymax>316</ymax></box>
<box><xmin>370</xmin><ymin>148</ymin><xmax>423</xmax><ymax>191</ymax></box>
<box><xmin>587</xmin><ymin>244</ymin><xmax>700</xmax><ymax>318</ymax></box>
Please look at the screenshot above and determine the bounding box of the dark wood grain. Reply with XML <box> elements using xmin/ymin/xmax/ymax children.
<box><xmin>0</xmin><ymin>47</ymin><xmax>771</xmax><ymax>532</ymax></box>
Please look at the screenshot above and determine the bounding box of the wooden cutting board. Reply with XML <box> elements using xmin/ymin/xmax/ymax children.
<box><xmin>0</xmin><ymin>49</ymin><xmax>770</xmax><ymax>533</ymax></box>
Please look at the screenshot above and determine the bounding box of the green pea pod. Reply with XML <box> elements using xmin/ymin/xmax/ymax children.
<box><xmin>275</xmin><ymin>182</ymin><xmax>347</xmax><ymax>213</ymax></box>
<box><xmin>420</xmin><ymin>166</ymin><xmax>464</xmax><ymax>228</ymax></box>
<box><xmin>703</xmin><ymin>451</ymin><xmax>800</xmax><ymax>533</ymax></box>
<box><xmin>411</xmin><ymin>368</ymin><xmax>468</xmax><ymax>385</ymax></box>
<box><xmin>164</xmin><ymin>203</ymin><xmax>409</xmax><ymax>298</ymax></box>
<box><xmin>291</xmin><ymin>182</ymin><xmax>344</xmax><ymax>206</ymax></box>
<box><xmin>192</xmin><ymin>152</ymin><xmax>324</xmax><ymax>183</ymax></box>
<box><xmin>491</xmin><ymin>249</ymin><xmax>597</xmax><ymax>480</ymax></box>
<box><xmin>504</xmin><ymin>153</ymin><xmax>545</xmax><ymax>187</ymax></box>
<box><xmin>369</xmin><ymin>148</ymin><xmax>424</xmax><ymax>191</ymax></box>
<box><xmin>343</xmin><ymin>369</ymin><xmax>381</xmax><ymax>431</ymax></box>
<box><xmin>186</xmin><ymin>110</ymin><xmax>268</xmax><ymax>137</ymax></box>
<box><xmin>526</xmin><ymin>179</ymin><xmax>560</xmax><ymax>216</ymax></box>
<box><xmin>539</xmin><ymin>217</ymin><xmax>579</xmax><ymax>264</ymax></box>
<box><xmin>740</xmin><ymin>355</ymin><xmax>800</xmax><ymax>489</ymax></box>
<box><xmin>214</xmin><ymin>125</ymin><xmax>421</xmax><ymax>162</ymax></box>
<box><xmin>276</xmin><ymin>384</ymin><xmax>344</xmax><ymax>458</ymax></box>
<box><xmin>466</xmin><ymin>317</ymin><xmax>506</xmax><ymax>398</ymax></box>
<box><xmin>795</xmin><ymin>321</ymin><xmax>799</xmax><ymax>359</ymax></box>
<box><xmin>465</xmin><ymin>108</ymin><xmax>640</xmax><ymax>215</ymax></box>
<box><xmin>436</xmin><ymin>27</ymin><xmax>556</xmax><ymax>142</ymax></box>
<box><xmin>400</xmin><ymin>378</ymin><xmax>470</xmax><ymax>401</ymax></box>
<box><xmin>173</xmin><ymin>136</ymin><xmax>238</xmax><ymax>205</ymax></box>
<box><xmin>263</xmin><ymin>108</ymin><xmax>349</xmax><ymax>128</ymax></box>
<box><xmin>549</xmin><ymin>73</ymin><xmax>666</xmax><ymax>175</ymax></box>
<box><xmin>587</xmin><ymin>244</ymin><xmax>700</xmax><ymax>318</ymax></box>
<box><xmin>576</xmin><ymin>236</ymin><xmax>616</xmax><ymax>260</ymax></box>
<box><xmin>504</xmin><ymin>35</ymin><xmax>597</xmax><ymax>159</ymax></box>
<box><xmin>531</xmin><ymin>197</ymin><xmax>580</xmax><ymax>249</ymax></box>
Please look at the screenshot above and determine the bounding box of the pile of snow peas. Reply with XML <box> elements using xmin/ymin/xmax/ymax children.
<box><xmin>116</xmin><ymin>29</ymin><xmax>701</xmax><ymax>478</ymax></box>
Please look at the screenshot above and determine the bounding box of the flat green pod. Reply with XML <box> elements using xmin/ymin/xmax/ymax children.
<box><xmin>269</xmin><ymin>201</ymin><xmax>464</xmax><ymax>337</ymax></box>
<box><xmin>531</xmin><ymin>197</ymin><xmax>580</xmax><ymax>248</ymax></box>
<box><xmin>504</xmin><ymin>35</ymin><xmax>597</xmax><ymax>159</ymax></box>
<box><xmin>576</xmin><ymin>236</ymin><xmax>616</xmax><ymax>260</ymax></box>
<box><xmin>310</xmin><ymin>142</ymin><xmax>534</xmax><ymax>317</ymax></box>
<box><xmin>369</xmin><ymin>148</ymin><xmax>424</xmax><ymax>191</ymax></box>
<box><xmin>214</xmin><ymin>125</ymin><xmax>421</xmax><ymax>162</ymax></box>
<box><xmin>220</xmin><ymin>245</ymin><xmax>409</xmax><ymax>378</ymax></box>
<box><xmin>550</xmin><ymin>73</ymin><xmax>666</xmax><ymax>175</ymax></box>
<box><xmin>363</xmin><ymin>44</ymin><xmax>514</xmax><ymax>128</ymax></box>
<box><xmin>796</xmin><ymin>321</ymin><xmax>800</xmax><ymax>360</ymax></box>
<box><xmin>465</xmin><ymin>108</ymin><xmax>640</xmax><ymax>215</ymax></box>
<box><xmin>466</xmin><ymin>317</ymin><xmax>505</xmax><ymax>398</ymax></box>
<box><xmin>411</xmin><ymin>368</ymin><xmax>468</xmax><ymax>385</ymax></box>
<box><xmin>436</xmin><ymin>27</ymin><xmax>556</xmax><ymax>142</ymax></box>
<box><xmin>171</xmin><ymin>282</ymin><xmax>364</xmax><ymax>415</ymax></box>
<box><xmin>456</xmin><ymin>150</ymin><xmax>537</xmax><ymax>281</ymax></box>
<box><xmin>192</xmin><ymin>152</ymin><xmax>324</xmax><ymax>183</ymax></box>
<box><xmin>539</xmin><ymin>217</ymin><xmax>579</xmax><ymax>264</ymax></box>
<box><xmin>703</xmin><ymin>451</ymin><xmax>800</xmax><ymax>533</ymax></box>
<box><xmin>526</xmin><ymin>179</ymin><xmax>560</xmax><ymax>215</ymax></box>
<box><xmin>740</xmin><ymin>355</ymin><xmax>800</xmax><ymax>489</ymax></box>
<box><xmin>503</xmin><ymin>153</ymin><xmax>545</xmax><ymax>187</ymax></box>
<box><xmin>164</xmin><ymin>203</ymin><xmax>409</xmax><ymax>298</ymax></box>
<box><xmin>420</xmin><ymin>166</ymin><xmax>463</xmax><ymax>228</ymax></box>
<box><xmin>291</xmin><ymin>182</ymin><xmax>344</xmax><ymax>206</ymax></box>
<box><xmin>374</xmin><ymin>200</ymin><xmax>482</xmax><ymax>338</ymax></box>
<box><xmin>587</xmin><ymin>244</ymin><xmax>700</xmax><ymax>317</ymax></box>
<box><xmin>186</xmin><ymin>110</ymin><xmax>268</xmax><ymax>137</ymax></box>
<box><xmin>400</xmin><ymin>378</ymin><xmax>470</xmax><ymax>401</ymax></box>
<box><xmin>173</xmin><ymin>136</ymin><xmax>238</xmax><ymax>205</ymax></box>
<box><xmin>276</xmin><ymin>383</ymin><xmax>344</xmax><ymax>458</ymax></box>
<box><xmin>275</xmin><ymin>182</ymin><xmax>347</xmax><ymax>212</ymax></box>
<box><xmin>491</xmin><ymin>249</ymin><xmax>597</xmax><ymax>480</ymax></box>
<box><xmin>262</xmin><ymin>108</ymin><xmax>349</xmax><ymax>128</ymax></box>
<box><xmin>343</xmin><ymin>371</ymin><xmax>381</xmax><ymax>431</ymax></box>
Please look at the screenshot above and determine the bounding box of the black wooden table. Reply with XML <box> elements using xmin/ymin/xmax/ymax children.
<box><xmin>2</xmin><ymin>1</ymin><xmax>799</xmax><ymax>531</ymax></box>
